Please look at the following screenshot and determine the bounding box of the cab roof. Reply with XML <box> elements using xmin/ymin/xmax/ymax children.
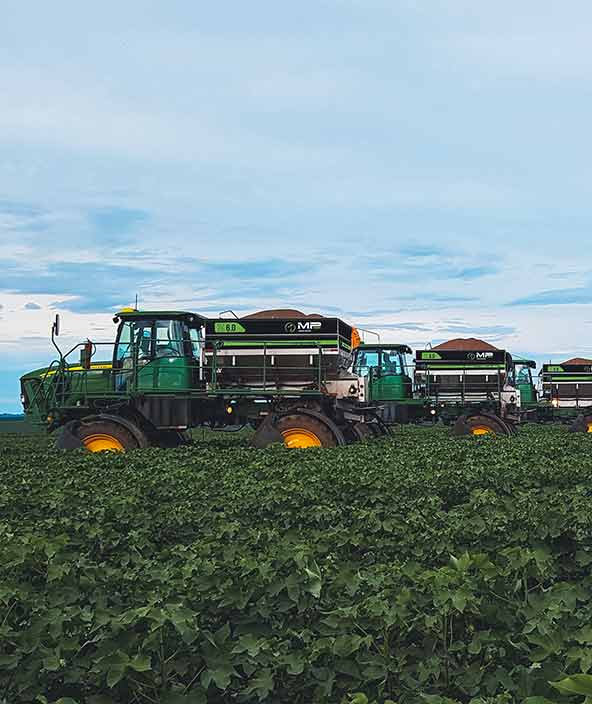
<box><xmin>114</xmin><ymin>309</ymin><xmax>208</xmax><ymax>322</ymax></box>
<box><xmin>513</xmin><ymin>358</ymin><xmax>537</xmax><ymax>368</ymax></box>
<box><xmin>356</xmin><ymin>343</ymin><xmax>413</xmax><ymax>354</ymax></box>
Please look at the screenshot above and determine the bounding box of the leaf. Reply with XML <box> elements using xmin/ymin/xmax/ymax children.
<box><xmin>550</xmin><ymin>674</ymin><xmax>592</xmax><ymax>696</ymax></box>
<box><xmin>303</xmin><ymin>560</ymin><xmax>322</xmax><ymax>599</ymax></box>
<box><xmin>201</xmin><ymin>662</ymin><xmax>238</xmax><ymax>690</ymax></box>
<box><xmin>333</xmin><ymin>634</ymin><xmax>365</xmax><ymax>657</ymax></box>
<box><xmin>87</xmin><ymin>696</ymin><xmax>117</xmax><ymax>704</ymax></box>
<box><xmin>0</xmin><ymin>653</ymin><xmax>20</xmax><ymax>669</ymax></box>
<box><xmin>232</xmin><ymin>633</ymin><xmax>262</xmax><ymax>657</ymax></box>
<box><xmin>43</xmin><ymin>654</ymin><xmax>61</xmax><ymax>671</ymax></box>
<box><xmin>161</xmin><ymin>693</ymin><xmax>207</xmax><ymax>704</ymax></box>
<box><xmin>349</xmin><ymin>695</ymin><xmax>369</xmax><ymax>704</ymax></box>
<box><xmin>452</xmin><ymin>592</ymin><xmax>467</xmax><ymax>612</ymax></box>
<box><xmin>245</xmin><ymin>668</ymin><xmax>274</xmax><ymax>700</ymax></box>
<box><xmin>282</xmin><ymin>653</ymin><xmax>305</xmax><ymax>675</ymax></box>
<box><xmin>106</xmin><ymin>666</ymin><xmax>127</xmax><ymax>688</ymax></box>
<box><xmin>129</xmin><ymin>654</ymin><xmax>151</xmax><ymax>672</ymax></box>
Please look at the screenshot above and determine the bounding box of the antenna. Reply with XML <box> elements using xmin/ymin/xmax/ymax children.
<box><xmin>135</xmin><ymin>293</ymin><xmax>139</xmax><ymax>310</ymax></box>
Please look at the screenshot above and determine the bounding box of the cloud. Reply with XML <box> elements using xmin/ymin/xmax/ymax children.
<box><xmin>372</xmin><ymin>322</ymin><xmax>433</xmax><ymax>332</ymax></box>
<box><xmin>368</xmin><ymin>246</ymin><xmax>500</xmax><ymax>283</ymax></box>
<box><xmin>397</xmin><ymin>293</ymin><xmax>478</xmax><ymax>304</ymax></box>
<box><xmin>199</xmin><ymin>258</ymin><xmax>318</xmax><ymax>280</ymax></box>
<box><xmin>89</xmin><ymin>207</ymin><xmax>149</xmax><ymax>238</ymax></box>
<box><xmin>0</xmin><ymin>199</ymin><xmax>50</xmax><ymax>232</ymax></box>
<box><xmin>0</xmin><ymin>257</ymin><xmax>321</xmax><ymax>315</ymax></box>
<box><xmin>455</xmin><ymin>265</ymin><xmax>497</xmax><ymax>280</ymax></box>
<box><xmin>441</xmin><ymin>323</ymin><xmax>516</xmax><ymax>336</ymax></box>
<box><xmin>508</xmin><ymin>286</ymin><xmax>592</xmax><ymax>306</ymax></box>
<box><xmin>397</xmin><ymin>244</ymin><xmax>448</xmax><ymax>258</ymax></box>
<box><xmin>24</xmin><ymin>302</ymin><xmax>41</xmax><ymax>310</ymax></box>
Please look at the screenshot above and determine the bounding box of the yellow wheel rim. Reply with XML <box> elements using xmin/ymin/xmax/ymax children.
<box><xmin>281</xmin><ymin>427</ymin><xmax>322</xmax><ymax>448</ymax></box>
<box><xmin>471</xmin><ymin>425</ymin><xmax>494</xmax><ymax>436</ymax></box>
<box><xmin>587</xmin><ymin>422</ymin><xmax>592</xmax><ymax>433</ymax></box>
<box><xmin>82</xmin><ymin>433</ymin><xmax>124</xmax><ymax>453</ymax></box>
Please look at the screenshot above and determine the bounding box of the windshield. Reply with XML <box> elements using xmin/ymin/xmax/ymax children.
<box><xmin>382</xmin><ymin>350</ymin><xmax>404</xmax><ymax>374</ymax></box>
<box><xmin>353</xmin><ymin>350</ymin><xmax>380</xmax><ymax>377</ymax></box>
<box><xmin>115</xmin><ymin>318</ymin><xmax>187</xmax><ymax>362</ymax></box>
<box><xmin>516</xmin><ymin>365</ymin><xmax>532</xmax><ymax>385</ymax></box>
<box><xmin>354</xmin><ymin>349</ymin><xmax>405</xmax><ymax>376</ymax></box>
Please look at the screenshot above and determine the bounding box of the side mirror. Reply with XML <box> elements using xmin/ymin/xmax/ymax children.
<box><xmin>52</xmin><ymin>314</ymin><xmax>61</xmax><ymax>337</ymax></box>
<box><xmin>80</xmin><ymin>340</ymin><xmax>93</xmax><ymax>370</ymax></box>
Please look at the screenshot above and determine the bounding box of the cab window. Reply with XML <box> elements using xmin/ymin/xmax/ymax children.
<box><xmin>516</xmin><ymin>366</ymin><xmax>532</xmax><ymax>385</ymax></box>
<box><xmin>154</xmin><ymin>319</ymin><xmax>184</xmax><ymax>358</ymax></box>
<box><xmin>354</xmin><ymin>350</ymin><xmax>380</xmax><ymax>376</ymax></box>
<box><xmin>189</xmin><ymin>327</ymin><xmax>202</xmax><ymax>358</ymax></box>
<box><xmin>116</xmin><ymin>321</ymin><xmax>132</xmax><ymax>361</ymax></box>
<box><xmin>382</xmin><ymin>350</ymin><xmax>404</xmax><ymax>375</ymax></box>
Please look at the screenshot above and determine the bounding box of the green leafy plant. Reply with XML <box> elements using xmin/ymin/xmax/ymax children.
<box><xmin>2</xmin><ymin>424</ymin><xmax>592</xmax><ymax>702</ymax></box>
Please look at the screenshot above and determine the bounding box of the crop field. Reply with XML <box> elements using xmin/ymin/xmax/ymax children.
<box><xmin>1</xmin><ymin>426</ymin><xmax>592</xmax><ymax>704</ymax></box>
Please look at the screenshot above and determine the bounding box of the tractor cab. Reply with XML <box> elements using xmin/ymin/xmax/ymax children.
<box><xmin>352</xmin><ymin>344</ymin><xmax>413</xmax><ymax>401</ymax></box>
<box><xmin>513</xmin><ymin>358</ymin><xmax>538</xmax><ymax>407</ymax></box>
<box><xmin>112</xmin><ymin>309</ymin><xmax>207</xmax><ymax>392</ymax></box>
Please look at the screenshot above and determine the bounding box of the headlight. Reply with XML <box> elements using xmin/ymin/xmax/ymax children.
<box><xmin>20</xmin><ymin>393</ymin><xmax>26</xmax><ymax>404</ymax></box>
<box><xmin>551</xmin><ymin>398</ymin><xmax>559</xmax><ymax>408</ymax></box>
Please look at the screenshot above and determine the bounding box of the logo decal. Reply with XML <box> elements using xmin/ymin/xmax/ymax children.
<box><xmin>284</xmin><ymin>321</ymin><xmax>322</xmax><ymax>333</ymax></box>
<box><xmin>468</xmin><ymin>351</ymin><xmax>494</xmax><ymax>360</ymax></box>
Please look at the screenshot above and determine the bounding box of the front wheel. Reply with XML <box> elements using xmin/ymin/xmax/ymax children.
<box><xmin>453</xmin><ymin>414</ymin><xmax>511</xmax><ymax>437</ymax></box>
<box><xmin>58</xmin><ymin>419</ymin><xmax>139</xmax><ymax>452</ymax></box>
<box><xmin>275</xmin><ymin>413</ymin><xmax>338</xmax><ymax>448</ymax></box>
<box><xmin>570</xmin><ymin>414</ymin><xmax>592</xmax><ymax>433</ymax></box>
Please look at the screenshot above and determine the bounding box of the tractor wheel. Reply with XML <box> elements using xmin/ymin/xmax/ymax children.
<box><xmin>369</xmin><ymin>415</ymin><xmax>390</xmax><ymax>437</ymax></box>
<box><xmin>75</xmin><ymin>419</ymin><xmax>139</xmax><ymax>453</ymax></box>
<box><xmin>153</xmin><ymin>430</ymin><xmax>191</xmax><ymax>448</ymax></box>
<box><xmin>569</xmin><ymin>414</ymin><xmax>592</xmax><ymax>433</ymax></box>
<box><xmin>350</xmin><ymin>422</ymin><xmax>375</xmax><ymax>442</ymax></box>
<box><xmin>275</xmin><ymin>413</ymin><xmax>338</xmax><ymax>448</ymax></box>
<box><xmin>453</xmin><ymin>414</ymin><xmax>510</xmax><ymax>437</ymax></box>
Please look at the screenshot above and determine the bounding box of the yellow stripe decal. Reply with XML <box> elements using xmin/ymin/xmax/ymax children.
<box><xmin>45</xmin><ymin>364</ymin><xmax>112</xmax><ymax>376</ymax></box>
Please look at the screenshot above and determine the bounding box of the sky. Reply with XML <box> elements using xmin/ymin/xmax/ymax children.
<box><xmin>2</xmin><ymin>1</ymin><xmax>592</xmax><ymax>411</ymax></box>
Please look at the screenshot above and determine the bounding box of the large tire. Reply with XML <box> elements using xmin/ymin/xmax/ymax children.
<box><xmin>453</xmin><ymin>413</ymin><xmax>510</xmax><ymax>437</ymax></box>
<box><xmin>350</xmin><ymin>422</ymin><xmax>375</xmax><ymax>442</ymax></box>
<box><xmin>570</xmin><ymin>414</ymin><xmax>592</xmax><ymax>433</ymax></box>
<box><xmin>275</xmin><ymin>413</ymin><xmax>338</xmax><ymax>448</ymax></box>
<box><xmin>74</xmin><ymin>419</ymin><xmax>139</xmax><ymax>453</ymax></box>
<box><xmin>153</xmin><ymin>430</ymin><xmax>191</xmax><ymax>448</ymax></box>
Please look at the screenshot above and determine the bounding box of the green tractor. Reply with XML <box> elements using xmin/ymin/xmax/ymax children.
<box><xmin>512</xmin><ymin>358</ymin><xmax>538</xmax><ymax>411</ymax></box>
<box><xmin>20</xmin><ymin>309</ymin><xmax>385</xmax><ymax>451</ymax></box>
<box><xmin>351</xmin><ymin>342</ymin><xmax>522</xmax><ymax>435</ymax></box>
<box><xmin>351</xmin><ymin>344</ymin><xmax>424</xmax><ymax>423</ymax></box>
<box><xmin>539</xmin><ymin>358</ymin><xmax>592</xmax><ymax>432</ymax></box>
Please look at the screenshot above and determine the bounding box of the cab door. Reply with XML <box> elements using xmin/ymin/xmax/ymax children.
<box><xmin>372</xmin><ymin>350</ymin><xmax>412</xmax><ymax>401</ymax></box>
<box><xmin>114</xmin><ymin>318</ymin><xmax>194</xmax><ymax>392</ymax></box>
<box><xmin>141</xmin><ymin>319</ymin><xmax>192</xmax><ymax>392</ymax></box>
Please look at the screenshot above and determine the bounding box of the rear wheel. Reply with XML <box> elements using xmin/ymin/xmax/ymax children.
<box><xmin>76</xmin><ymin>419</ymin><xmax>138</xmax><ymax>453</ymax></box>
<box><xmin>350</xmin><ymin>422</ymin><xmax>375</xmax><ymax>442</ymax></box>
<box><xmin>275</xmin><ymin>414</ymin><xmax>338</xmax><ymax>448</ymax></box>
<box><xmin>570</xmin><ymin>414</ymin><xmax>592</xmax><ymax>433</ymax></box>
<box><xmin>152</xmin><ymin>430</ymin><xmax>191</xmax><ymax>448</ymax></box>
<box><xmin>453</xmin><ymin>414</ymin><xmax>509</xmax><ymax>437</ymax></box>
